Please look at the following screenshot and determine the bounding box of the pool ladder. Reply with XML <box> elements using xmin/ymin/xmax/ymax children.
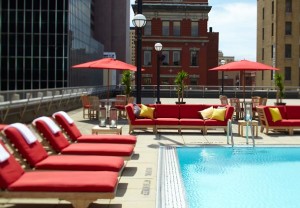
<box><xmin>227</xmin><ymin>119</ymin><xmax>255</xmax><ymax>147</ymax></box>
<box><xmin>245</xmin><ymin>121</ymin><xmax>255</xmax><ymax>147</ymax></box>
<box><xmin>227</xmin><ymin>119</ymin><xmax>234</xmax><ymax>147</ymax></box>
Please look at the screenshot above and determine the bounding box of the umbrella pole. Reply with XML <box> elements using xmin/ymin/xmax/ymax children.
<box><xmin>107</xmin><ymin>70</ymin><xmax>110</xmax><ymax>101</ymax></box>
<box><xmin>243</xmin><ymin>71</ymin><xmax>245</xmax><ymax>103</ymax></box>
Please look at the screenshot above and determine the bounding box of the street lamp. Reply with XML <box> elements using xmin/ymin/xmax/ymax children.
<box><xmin>154</xmin><ymin>43</ymin><xmax>163</xmax><ymax>104</ymax></box>
<box><xmin>220</xmin><ymin>59</ymin><xmax>226</xmax><ymax>95</ymax></box>
<box><xmin>132</xmin><ymin>10</ymin><xmax>146</xmax><ymax>104</ymax></box>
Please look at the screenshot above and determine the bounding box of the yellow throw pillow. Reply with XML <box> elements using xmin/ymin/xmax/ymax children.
<box><xmin>139</xmin><ymin>104</ymin><xmax>155</xmax><ymax>119</ymax></box>
<box><xmin>199</xmin><ymin>106</ymin><xmax>214</xmax><ymax>120</ymax></box>
<box><xmin>269</xmin><ymin>107</ymin><xmax>282</xmax><ymax>122</ymax></box>
<box><xmin>210</xmin><ymin>108</ymin><xmax>226</xmax><ymax>121</ymax></box>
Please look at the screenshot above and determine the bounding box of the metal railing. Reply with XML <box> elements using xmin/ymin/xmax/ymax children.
<box><xmin>1</xmin><ymin>84</ymin><xmax>299</xmax><ymax>123</ymax></box>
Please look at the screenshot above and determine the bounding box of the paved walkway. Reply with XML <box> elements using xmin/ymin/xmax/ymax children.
<box><xmin>1</xmin><ymin>98</ymin><xmax>300</xmax><ymax>208</ymax></box>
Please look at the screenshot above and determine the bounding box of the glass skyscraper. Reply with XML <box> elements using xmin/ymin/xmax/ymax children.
<box><xmin>0</xmin><ymin>0</ymin><xmax>103</xmax><ymax>91</ymax></box>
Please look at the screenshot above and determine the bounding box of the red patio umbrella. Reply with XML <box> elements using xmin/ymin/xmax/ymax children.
<box><xmin>209</xmin><ymin>60</ymin><xmax>279</xmax><ymax>101</ymax></box>
<box><xmin>72</xmin><ymin>58</ymin><xmax>144</xmax><ymax>100</ymax></box>
<box><xmin>72</xmin><ymin>58</ymin><xmax>140</xmax><ymax>71</ymax></box>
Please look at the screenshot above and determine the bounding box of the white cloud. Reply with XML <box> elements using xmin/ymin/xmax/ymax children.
<box><xmin>209</xmin><ymin>2</ymin><xmax>257</xmax><ymax>61</ymax></box>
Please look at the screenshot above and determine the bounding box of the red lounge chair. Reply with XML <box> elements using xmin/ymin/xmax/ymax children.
<box><xmin>0</xmin><ymin>141</ymin><xmax>118</xmax><ymax>208</ymax></box>
<box><xmin>2</xmin><ymin>124</ymin><xmax>124</xmax><ymax>173</ymax></box>
<box><xmin>52</xmin><ymin>111</ymin><xmax>137</xmax><ymax>145</ymax></box>
<box><xmin>33</xmin><ymin>117</ymin><xmax>134</xmax><ymax>160</ymax></box>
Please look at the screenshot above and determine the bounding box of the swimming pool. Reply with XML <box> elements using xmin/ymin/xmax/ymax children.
<box><xmin>176</xmin><ymin>146</ymin><xmax>300</xmax><ymax>208</ymax></box>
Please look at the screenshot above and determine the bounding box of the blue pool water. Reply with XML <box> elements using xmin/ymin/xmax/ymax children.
<box><xmin>177</xmin><ymin>147</ymin><xmax>300</xmax><ymax>208</ymax></box>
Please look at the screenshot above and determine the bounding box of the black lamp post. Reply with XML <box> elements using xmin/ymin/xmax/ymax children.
<box><xmin>154</xmin><ymin>43</ymin><xmax>163</xmax><ymax>104</ymax></box>
<box><xmin>132</xmin><ymin>1</ymin><xmax>146</xmax><ymax>104</ymax></box>
<box><xmin>220</xmin><ymin>59</ymin><xmax>226</xmax><ymax>95</ymax></box>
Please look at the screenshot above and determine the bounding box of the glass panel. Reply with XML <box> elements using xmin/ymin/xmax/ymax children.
<box><xmin>173</xmin><ymin>51</ymin><xmax>181</xmax><ymax>66</ymax></box>
<box><xmin>190</xmin><ymin>51</ymin><xmax>199</xmax><ymax>66</ymax></box>
<box><xmin>173</xmin><ymin>21</ymin><xmax>180</xmax><ymax>36</ymax></box>
<box><xmin>191</xmin><ymin>22</ymin><xmax>198</xmax><ymax>37</ymax></box>
<box><xmin>143</xmin><ymin>51</ymin><xmax>151</xmax><ymax>66</ymax></box>
<box><xmin>162</xmin><ymin>51</ymin><xmax>169</xmax><ymax>65</ymax></box>
<box><xmin>162</xmin><ymin>21</ymin><xmax>169</xmax><ymax>36</ymax></box>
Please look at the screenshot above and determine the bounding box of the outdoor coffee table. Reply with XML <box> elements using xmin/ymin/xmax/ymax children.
<box><xmin>238</xmin><ymin>120</ymin><xmax>258</xmax><ymax>137</ymax></box>
<box><xmin>91</xmin><ymin>125</ymin><xmax>122</xmax><ymax>135</ymax></box>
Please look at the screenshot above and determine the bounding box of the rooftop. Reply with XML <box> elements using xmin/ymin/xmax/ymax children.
<box><xmin>1</xmin><ymin>97</ymin><xmax>300</xmax><ymax>207</ymax></box>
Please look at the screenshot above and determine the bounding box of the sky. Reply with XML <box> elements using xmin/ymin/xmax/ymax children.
<box><xmin>130</xmin><ymin>0</ymin><xmax>257</xmax><ymax>61</ymax></box>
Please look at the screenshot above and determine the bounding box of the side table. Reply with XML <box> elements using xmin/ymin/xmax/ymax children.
<box><xmin>91</xmin><ymin>125</ymin><xmax>122</xmax><ymax>135</ymax></box>
<box><xmin>238</xmin><ymin>120</ymin><xmax>258</xmax><ymax>137</ymax></box>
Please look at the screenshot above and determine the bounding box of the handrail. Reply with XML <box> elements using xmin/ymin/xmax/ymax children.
<box><xmin>227</xmin><ymin>119</ymin><xmax>234</xmax><ymax>147</ymax></box>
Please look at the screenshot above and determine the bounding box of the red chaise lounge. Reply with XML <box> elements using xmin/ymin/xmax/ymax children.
<box><xmin>2</xmin><ymin>123</ymin><xmax>124</xmax><ymax>173</ymax></box>
<box><xmin>32</xmin><ymin>117</ymin><xmax>134</xmax><ymax>160</ymax></box>
<box><xmin>52</xmin><ymin>111</ymin><xmax>137</xmax><ymax>145</ymax></box>
<box><xmin>0</xmin><ymin>141</ymin><xmax>118</xmax><ymax>208</ymax></box>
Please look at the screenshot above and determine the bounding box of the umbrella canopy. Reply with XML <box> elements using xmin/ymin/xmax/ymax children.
<box><xmin>72</xmin><ymin>58</ymin><xmax>139</xmax><ymax>71</ymax></box>
<box><xmin>209</xmin><ymin>60</ymin><xmax>279</xmax><ymax>100</ymax></box>
<box><xmin>72</xmin><ymin>58</ymin><xmax>143</xmax><ymax>102</ymax></box>
<box><xmin>209</xmin><ymin>60</ymin><xmax>279</xmax><ymax>71</ymax></box>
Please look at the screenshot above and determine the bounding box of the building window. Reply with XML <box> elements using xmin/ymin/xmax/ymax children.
<box><xmin>191</xmin><ymin>22</ymin><xmax>198</xmax><ymax>37</ymax></box>
<box><xmin>271</xmin><ymin>70</ymin><xmax>274</xmax><ymax>80</ymax></box>
<box><xmin>143</xmin><ymin>77</ymin><xmax>152</xmax><ymax>85</ymax></box>
<box><xmin>190</xmin><ymin>51</ymin><xmax>199</xmax><ymax>66</ymax></box>
<box><xmin>285</xmin><ymin>22</ymin><xmax>292</xmax><ymax>35</ymax></box>
<box><xmin>173</xmin><ymin>51</ymin><xmax>181</xmax><ymax>66</ymax></box>
<box><xmin>285</xmin><ymin>44</ymin><xmax>292</xmax><ymax>58</ymax></box>
<box><xmin>262</xmin><ymin>71</ymin><xmax>264</xmax><ymax>80</ymax></box>
<box><xmin>286</xmin><ymin>0</ymin><xmax>292</xmax><ymax>13</ymax></box>
<box><xmin>285</xmin><ymin>67</ymin><xmax>291</xmax><ymax>80</ymax></box>
<box><xmin>271</xmin><ymin>23</ymin><xmax>274</xmax><ymax>36</ymax></box>
<box><xmin>162</xmin><ymin>51</ymin><xmax>169</xmax><ymax>65</ymax></box>
<box><xmin>262</xmin><ymin>7</ymin><xmax>265</xmax><ymax>19</ymax></box>
<box><xmin>144</xmin><ymin>21</ymin><xmax>151</xmax><ymax>36</ymax></box>
<box><xmin>262</xmin><ymin>48</ymin><xmax>264</xmax><ymax>60</ymax></box>
<box><xmin>173</xmin><ymin>21</ymin><xmax>180</xmax><ymax>36</ymax></box>
<box><xmin>162</xmin><ymin>21</ymin><xmax>169</xmax><ymax>36</ymax></box>
<box><xmin>271</xmin><ymin>45</ymin><xmax>274</xmax><ymax>58</ymax></box>
<box><xmin>143</xmin><ymin>51</ymin><xmax>152</xmax><ymax>66</ymax></box>
<box><xmin>272</xmin><ymin>1</ymin><xmax>274</xmax><ymax>14</ymax></box>
<box><xmin>190</xmin><ymin>77</ymin><xmax>198</xmax><ymax>85</ymax></box>
<box><xmin>262</xmin><ymin>28</ymin><xmax>264</xmax><ymax>40</ymax></box>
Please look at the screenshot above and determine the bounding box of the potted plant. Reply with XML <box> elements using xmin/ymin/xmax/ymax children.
<box><xmin>274</xmin><ymin>72</ymin><xmax>286</xmax><ymax>105</ymax></box>
<box><xmin>121</xmin><ymin>70</ymin><xmax>133</xmax><ymax>101</ymax></box>
<box><xmin>174</xmin><ymin>70</ymin><xmax>188</xmax><ymax>104</ymax></box>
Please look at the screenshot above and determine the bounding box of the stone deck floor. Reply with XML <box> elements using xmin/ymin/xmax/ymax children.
<box><xmin>1</xmin><ymin>98</ymin><xmax>300</xmax><ymax>208</ymax></box>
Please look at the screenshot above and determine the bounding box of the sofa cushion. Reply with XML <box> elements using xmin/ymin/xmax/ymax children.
<box><xmin>140</xmin><ymin>104</ymin><xmax>155</xmax><ymax>119</ymax></box>
<box><xmin>131</xmin><ymin>118</ymin><xmax>156</xmax><ymax>125</ymax></box>
<box><xmin>155</xmin><ymin>104</ymin><xmax>180</xmax><ymax>118</ymax></box>
<box><xmin>269</xmin><ymin>107</ymin><xmax>282</xmax><ymax>122</ymax></box>
<box><xmin>285</xmin><ymin>106</ymin><xmax>300</xmax><ymax>119</ymax></box>
<box><xmin>199</xmin><ymin>106</ymin><xmax>214</xmax><ymax>119</ymax></box>
<box><xmin>204</xmin><ymin>119</ymin><xmax>227</xmax><ymax>126</ymax></box>
<box><xmin>263</xmin><ymin>106</ymin><xmax>286</xmax><ymax>126</ymax></box>
<box><xmin>155</xmin><ymin>118</ymin><xmax>179</xmax><ymax>125</ymax></box>
<box><xmin>180</xmin><ymin>104</ymin><xmax>205</xmax><ymax>119</ymax></box>
<box><xmin>211</xmin><ymin>108</ymin><xmax>226</xmax><ymax>121</ymax></box>
<box><xmin>180</xmin><ymin>119</ymin><xmax>205</xmax><ymax>126</ymax></box>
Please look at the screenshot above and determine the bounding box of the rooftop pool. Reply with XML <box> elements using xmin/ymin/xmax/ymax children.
<box><xmin>177</xmin><ymin>146</ymin><xmax>300</xmax><ymax>208</ymax></box>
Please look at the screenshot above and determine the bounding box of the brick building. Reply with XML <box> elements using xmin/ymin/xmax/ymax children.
<box><xmin>132</xmin><ymin>0</ymin><xmax>219</xmax><ymax>86</ymax></box>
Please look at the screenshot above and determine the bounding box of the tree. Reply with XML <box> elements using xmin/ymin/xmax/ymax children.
<box><xmin>174</xmin><ymin>70</ymin><xmax>188</xmax><ymax>104</ymax></box>
<box><xmin>121</xmin><ymin>70</ymin><xmax>132</xmax><ymax>100</ymax></box>
<box><xmin>274</xmin><ymin>72</ymin><xmax>285</xmax><ymax>104</ymax></box>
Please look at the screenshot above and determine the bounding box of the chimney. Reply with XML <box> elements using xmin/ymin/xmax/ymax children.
<box><xmin>209</xmin><ymin>27</ymin><xmax>213</xmax><ymax>32</ymax></box>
